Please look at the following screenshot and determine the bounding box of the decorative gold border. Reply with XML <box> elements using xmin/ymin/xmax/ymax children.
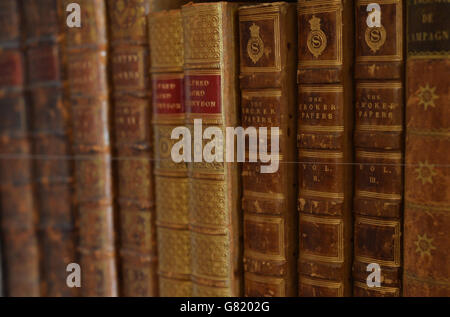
<box><xmin>239</xmin><ymin>13</ymin><xmax>282</xmax><ymax>73</ymax></box>
<box><xmin>244</xmin><ymin>214</ymin><xmax>285</xmax><ymax>261</ymax></box>
<box><xmin>356</xmin><ymin>0</ymin><xmax>403</xmax><ymax>62</ymax></box>
<box><xmin>299</xmin><ymin>85</ymin><xmax>343</xmax><ymax>93</ymax></box>
<box><xmin>356</xmin><ymin>125</ymin><xmax>403</xmax><ymax>132</ymax></box>
<box><xmin>299</xmin><ymin>125</ymin><xmax>345</xmax><ymax>133</ymax></box>
<box><xmin>244</xmin><ymin>191</ymin><xmax>285</xmax><ymax>200</ymax></box>
<box><xmin>300</xmin><ymin>215</ymin><xmax>344</xmax><ymax>263</ymax></box>
<box><xmin>357</xmin><ymin>82</ymin><xmax>403</xmax><ymax>89</ymax></box>
<box><xmin>245</xmin><ymin>272</ymin><xmax>285</xmax><ymax>296</ymax></box>
<box><xmin>356</xmin><ymin>151</ymin><xmax>403</xmax><ymax>160</ymax></box>
<box><xmin>298</xmin><ymin>5</ymin><xmax>343</xmax><ymax>68</ymax></box>
<box><xmin>299</xmin><ymin>150</ymin><xmax>343</xmax><ymax>159</ymax></box>
<box><xmin>242</xmin><ymin>89</ymin><xmax>282</xmax><ymax>98</ymax></box>
<box><xmin>300</xmin><ymin>190</ymin><xmax>345</xmax><ymax>200</ymax></box>
<box><xmin>356</xmin><ymin>190</ymin><xmax>402</xmax><ymax>201</ymax></box>
<box><xmin>300</xmin><ymin>276</ymin><xmax>344</xmax><ymax>296</ymax></box>
<box><xmin>355</xmin><ymin>216</ymin><xmax>401</xmax><ymax>267</ymax></box>
<box><xmin>182</xmin><ymin>4</ymin><xmax>223</xmax><ymax>68</ymax></box>
<box><xmin>354</xmin><ymin>281</ymin><xmax>400</xmax><ymax>295</ymax></box>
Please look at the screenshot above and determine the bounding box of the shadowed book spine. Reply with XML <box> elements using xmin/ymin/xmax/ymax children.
<box><xmin>23</xmin><ymin>0</ymin><xmax>78</xmax><ymax>297</ymax></box>
<box><xmin>239</xmin><ymin>2</ymin><xmax>298</xmax><ymax>297</ymax></box>
<box><xmin>297</xmin><ymin>0</ymin><xmax>354</xmax><ymax>297</ymax></box>
<box><xmin>182</xmin><ymin>2</ymin><xmax>243</xmax><ymax>296</ymax></box>
<box><xmin>0</xmin><ymin>0</ymin><xmax>40</xmax><ymax>297</ymax></box>
<box><xmin>63</xmin><ymin>0</ymin><xmax>118</xmax><ymax>296</ymax></box>
<box><xmin>403</xmin><ymin>0</ymin><xmax>450</xmax><ymax>297</ymax></box>
<box><xmin>108</xmin><ymin>0</ymin><xmax>158</xmax><ymax>297</ymax></box>
<box><xmin>353</xmin><ymin>0</ymin><xmax>404</xmax><ymax>297</ymax></box>
<box><xmin>150</xmin><ymin>9</ymin><xmax>192</xmax><ymax>297</ymax></box>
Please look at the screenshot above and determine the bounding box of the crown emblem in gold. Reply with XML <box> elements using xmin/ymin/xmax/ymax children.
<box><xmin>415</xmin><ymin>161</ymin><xmax>437</xmax><ymax>185</ymax></box>
<box><xmin>250</xmin><ymin>23</ymin><xmax>260</xmax><ymax>38</ymax></box>
<box><xmin>307</xmin><ymin>15</ymin><xmax>327</xmax><ymax>58</ymax></box>
<box><xmin>247</xmin><ymin>23</ymin><xmax>264</xmax><ymax>64</ymax></box>
<box><xmin>414</xmin><ymin>234</ymin><xmax>436</xmax><ymax>258</ymax></box>
<box><xmin>417</xmin><ymin>84</ymin><xmax>439</xmax><ymax>111</ymax></box>
<box><xmin>309</xmin><ymin>15</ymin><xmax>321</xmax><ymax>31</ymax></box>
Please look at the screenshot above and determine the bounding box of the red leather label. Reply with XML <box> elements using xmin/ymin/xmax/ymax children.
<box><xmin>152</xmin><ymin>77</ymin><xmax>184</xmax><ymax>114</ymax></box>
<box><xmin>185</xmin><ymin>74</ymin><xmax>221</xmax><ymax>114</ymax></box>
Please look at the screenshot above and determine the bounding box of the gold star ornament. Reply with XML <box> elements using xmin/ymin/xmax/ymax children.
<box><xmin>416</xmin><ymin>84</ymin><xmax>439</xmax><ymax>111</ymax></box>
<box><xmin>415</xmin><ymin>161</ymin><xmax>437</xmax><ymax>185</ymax></box>
<box><xmin>414</xmin><ymin>234</ymin><xmax>436</xmax><ymax>258</ymax></box>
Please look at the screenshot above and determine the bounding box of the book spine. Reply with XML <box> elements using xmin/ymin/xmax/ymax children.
<box><xmin>0</xmin><ymin>241</ymin><xmax>2</xmax><ymax>297</ymax></box>
<box><xmin>353</xmin><ymin>0</ymin><xmax>404</xmax><ymax>297</ymax></box>
<box><xmin>149</xmin><ymin>0</ymin><xmax>188</xmax><ymax>12</ymax></box>
<box><xmin>297</xmin><ymin>0</ymin><xmax>354</xmax><ymax>297</ymax></box>
<box><xmin>63</xmin><ymin>0</ymin><xmax>118</xmax><ymax>296</ymax></box>
<box><xmin>108</xmin><ymin>0</ymin><xmax>158</xmax><ymax>297</ymax></box>
<box><xmin>149</xmin><ymin>10</ymin><xmax>191</xmax><ymax>297</ymax></box>
<box><xmin>0</xmin><ymin>0</ymin><xmax>40</xmax><ymax>297</ymax></box>
<box><xmin>23</xmin><ymin>0</ymin><xmax>78</xmax><ymax>297</ymax></box>
<box><xmin>182</xmin><ymin>2</ymin><xmax>243</xmax><ymax>297</ymax></box>
<box><xmin>404</xmin><ymin>0</ymin><xmax>450</xmax><ymax>296</ymax></box>
<box><xmin>238</xmin><ymin>3</ymin><xmax>298</xmax><ymax>297</ymax></box>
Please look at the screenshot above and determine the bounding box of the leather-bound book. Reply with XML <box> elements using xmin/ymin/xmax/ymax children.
<box><xmin>63</xmin><ymin>0</ymin><xmax>118</xmax><ymax>296</ymax></box>
<box><xmin>404</xmin><ymin>0</ymin><xmax>450</xmax><ymax>297</ymax></box>
<box><xmin>0</xmin><ymin>0</ymin><xmax>40</xmax><ymax>297</ymax></box>
<box><xmin>149</xmin><ymin>0</ymin><xmax>188</xmax><ymax>12</ymax></box>
<box><xmin>0</xmin><ymin>241</ymin><xmax>3</xmax><ymax>296</ymax></box>
<box><xmin>182</xmin><ymin>2</ymin><xmax>243</xmax><ymax>297</ymax></box>
<box><xmin>149</xmin><ymin>10</ymin><xmax>191</xmax><ymax>297</ymax></box>
<box><xmin>108</xmin><ymin>0</ymin><xmax>158</xmax><ymax>297</ymax></box>
<box><xmin>297</xmin><ymin>0</ymin><xmax>354</xmax><ymax>297</ymax></box>
<box><xmin>23</xmin><ymin>0</ymin><xmax>78</xmax><ymax>297</ymax></box>
<box><xmin>238</xmin><ymin>3</ymin><xmax>298</xmax><ymax>297</ymax></box>
<box><xmin>353</xmin><ymin>0</ymin><xmax>404</xmax><ymax>297</ymax></box>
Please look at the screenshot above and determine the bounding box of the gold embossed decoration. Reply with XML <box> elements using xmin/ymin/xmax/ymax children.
<box><xmin>307</xmin><ymin>15</ymin><xmax>327</xmax><ymax>58</ymax></box>
<box><xmin>111</xmin><ymin>0</ymin><xmax>139</xmax><ymax>30</ymax></box>
<box><xmin>414</xmin><ymin>234</ymin><xmax>436</xmax><ymax>258</ymax></box>
<box><xmin>365</xmin><ymin>25</ymin><xmax>387</xmax><ymax>53</ymax></box>
<box><xmin>247</xmin><ymin>23</ymin><xmax>264</xmax><ymax>64</ymax></box>
<box><xmin>417</xmin><ymin>84</ymin><xmax>439</xmax><ymax>111</ymax></box>
<box><xmin>415</xmin><ymin>161</ymin><xmax>438</xmax><ymax>185</ymax></box>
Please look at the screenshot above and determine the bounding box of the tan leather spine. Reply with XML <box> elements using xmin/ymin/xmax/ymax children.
<box><xmin>150</xmin><ymin>9</ymin><xmax>192</xmax><ymax>297</ymax></box>
<box><xmin>108</xmin><ymin>0</ymin><xmax>158</xmax><ymax>297</ymax></box>
<box><xmin>182</xmin><ymin>2</ymin><xmax>243</xmax><ymax>297</ymax></box>
<box><xmin>23</xmin><ymin>0</ymin><xmax>78</xmax><ymax>297</ymax></box>
<box><xmin>353</xmin><ymin>0</ymin><xmax>404</xmax><ymax>297</ymax></box>
<box><xmin>239</xmin><ymin>2</ymin><xmax>298</xmax><ymax>297</ymax></box>
<box><xmin>404</xmin><ymin>0</ymin><xmax>450</xmax><ymax>297</ymax></box>
<box><xmin>63</xmin><ymin>0</ymin><xmax>118</xmax><ymax>296</ymax></box>
<box><xmin>0</xmin><ymin>0</ymin><xmax>40</xmax><ymax>297</ymax></box>
<box><xmin>297</xmin><ymin>0</ymin><xmax>354</xmax><ymax>297</ymax></box>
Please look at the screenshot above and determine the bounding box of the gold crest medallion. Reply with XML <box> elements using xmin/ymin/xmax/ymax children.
<box><xmin>247</xmin><ymin>23</ymin><xmax>264</xmax><ymax>64</ymax></box>
<box><xmin>365</xmin><ymin>25</ymin><xmax>387</xmax><ymax>53</ymax></box>
<box><xmin>307</xmin><ymin>15</ymin><xmax>327</xmax><ymax>58</ymax></box>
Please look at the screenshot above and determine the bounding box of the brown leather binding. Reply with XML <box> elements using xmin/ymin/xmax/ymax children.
<box><xmin>108</xmin><ymin>0</ymin><xmax>158</xmax><ymax>297</ymax></box>
<box><xmin>0</xmin><ymin>0</ymin><xmax>40</xmax><ymax>297</ymax></box>
<box><xmin>297</xmin><ymin>0</ymin><xmax>354</xmax><ymax>297</ymax></box>
<box><xmin>23</xmin><ymin>0</ymin><xmax>78</xmax><ymax>297</ymax></box>
<box><xmin>353</xmin><ymin>0</ymin><xmax>404</xmax><ymax>297</ymax></box>
<box><xmin>239</xmin><ymin>2</ymin><xmax>298</xmax><ymax>297</ymax></box>
<box><xmin>404</xmin><ymin>0</ymin><xmax>450</xmax><ymax>297</ymax></box>
<box><xmin>63</xmin><ymin>0</ymin><xmax>118</xmax><ymax>296</ymax></box>
<box><xmin>182</xmin><ymin>2</ymin><xmax>243</xmax><ymax>297</ymax></box>
<box><xmin>150</xmin><ymin>9</ymin><xmax>192</xmax><ymax>297</ymax></box>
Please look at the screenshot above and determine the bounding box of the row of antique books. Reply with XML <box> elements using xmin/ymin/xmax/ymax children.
<box><xmin>0</xmin><ymin>0</ymin><xmax>448</xmax><ymax>297</ymax></box>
